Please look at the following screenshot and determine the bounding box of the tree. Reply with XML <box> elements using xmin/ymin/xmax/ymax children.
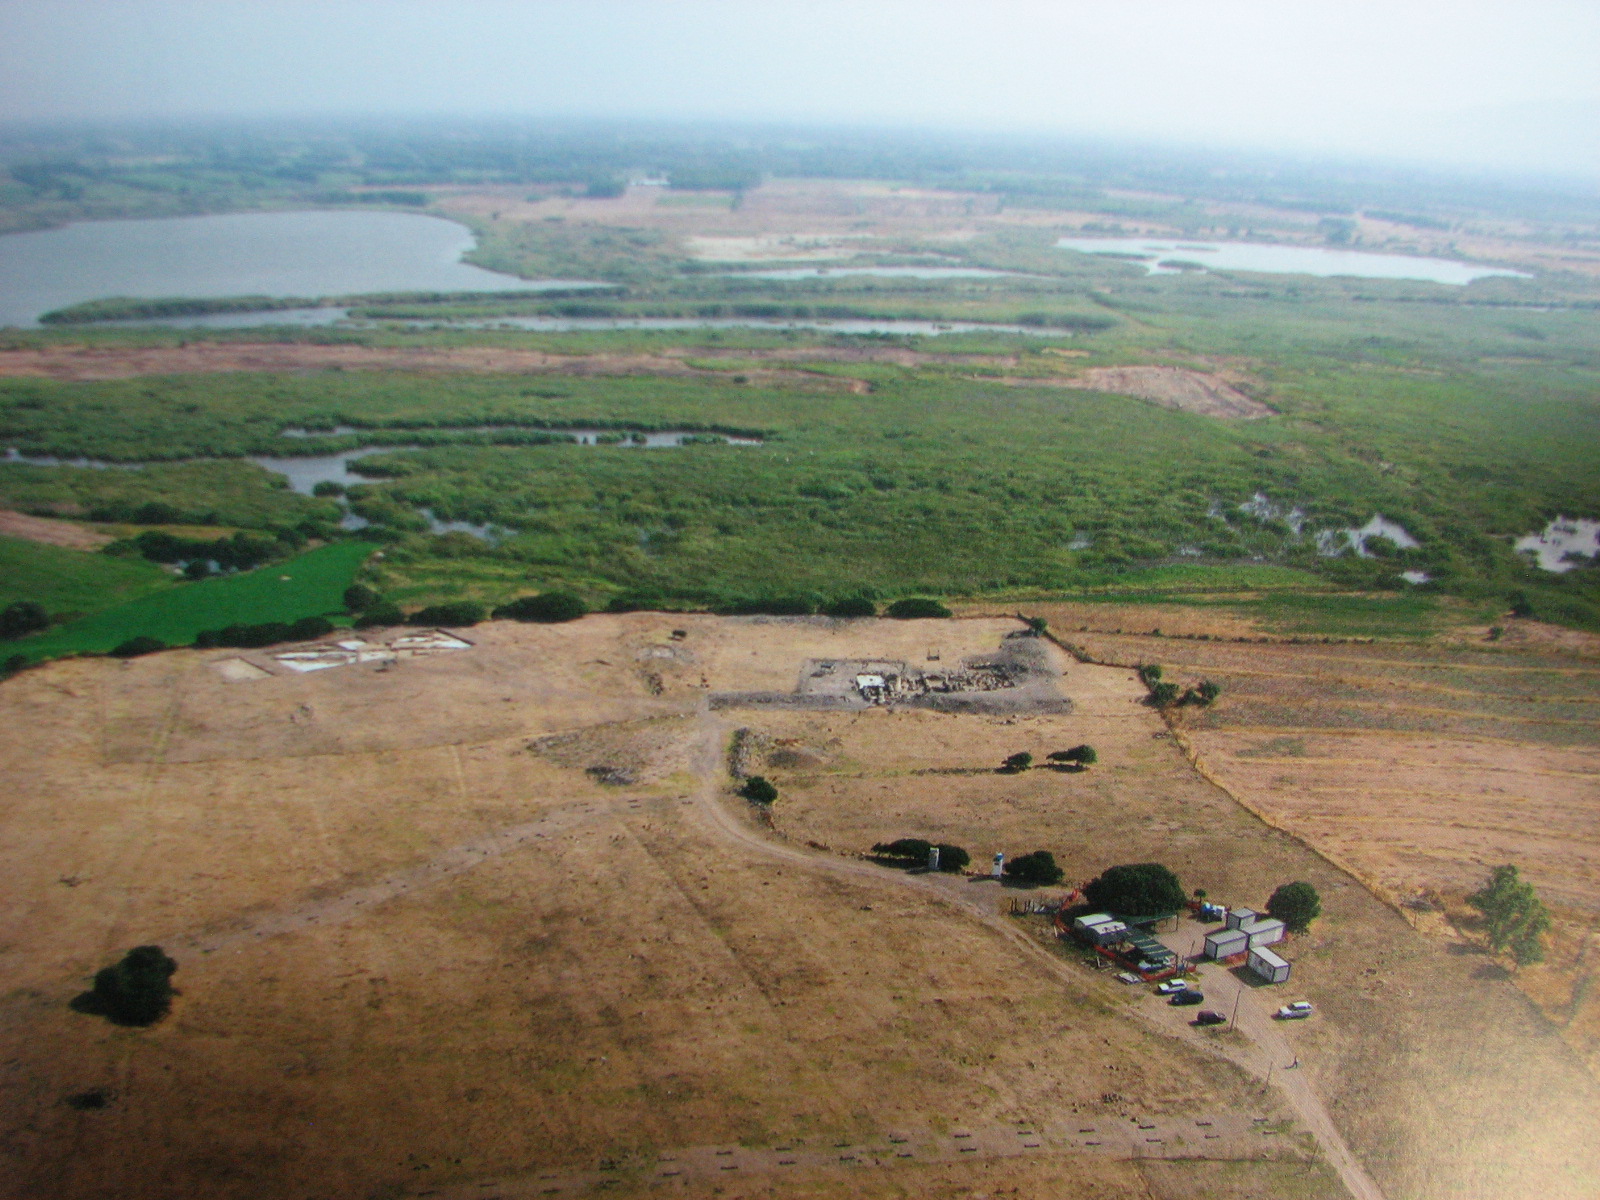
<box><xmin>1083</xmin><ymin>863</ymin><xmax>1186</xmax><ymax>918</ymax></box>
<box><xmin>0</xmin><ymin>601</ymin><xmax>49</xmax><ymax>639</ymax></box>
<box><xmin>1004</xmin><ymin>850</ymin><xmax>1064</xmax><ymax>887</ymax></box>
<box><xmin>1469</xmin><ymin>864</ymin><xmax>1551</xmax><ymax>966</ymax></box>
<box><xmin>1048</xmin><ymin>744</ymin><xmax>1097</xmax><ymax>767</ymax></box>
<box><xmin>73</xmin><ymin>945</ymin><xmax>177</xmax><ymax>1026</ymax></box>
<box><xmin>343</xmin><ymin>583</ymin><xmax>380</xmax><ymax>612</ymax></box>
<box><xmin>1148</xmin><ymin>682</ymin><xmax>1180</xmax><ymax>707</ymax></box>
<box><xmin>1001</xmin><ymin>751</ymin><xmax>1033</xmax><ymax>773</ymax></box>
<box><xmin>871</xmin><ymin>839</ymin><xmax>969</xmax><ymax>872</ymax></box>
<box><xmin>741</xmin><ymin>775</ymin><xmax>778</xmax><ymax>804</ymax></box>
<box><xmin>1266</xmin><ymin>881</ymin><xmax>1322</xmax><ymax>933</ymax></box>
<box><xmin>1196</xmin><ymin>680</ymin><xmax>1221</xmax><ymax>704</ymax></box>
<box><xmin>410</xmin><ymin>601</ymin><xmax>485</xmax><ymax>627</ymax></box>
<box><xmin>110</xmin><ymin>636</ymin><xmax>165</xmax><ymax>658</ymax></box>
<box><xmin>886</xmin><ymin>598</ymin><xmax>952</xmax><ymax>619</ymax></box>
<box><xmin>288</xmin><ymin>615</ymin><xmax>335</xmax><ymax>641</ymax></box>
<box><xmin>1023</xmin><ymin>616</ymin><xmax>1048</xmax><ymax>636</ymax></box>
<box><xmin>824</xmin><ymin>595</ymin><xmax>877</xmax><ymax>618</ymax></box>
<box><xmin>493</xmin><ymin>592</ymin><xmax>588</xmax><ymax>623</ymax></box>
<box><xmin>354</xmin><ymin>601</ymin><xmax>404</xmax><ymax>629</ymax></box>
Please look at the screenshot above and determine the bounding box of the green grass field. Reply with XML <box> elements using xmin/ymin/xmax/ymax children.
<box><xmin>3</xmin><ymin>540</ymin><xmax>376</xmax><ymax>662</ymax></box>
<box><xmin>0</xmin><ymin>535</ymin><xmax>174</xmax><ymax>618</ymax></box>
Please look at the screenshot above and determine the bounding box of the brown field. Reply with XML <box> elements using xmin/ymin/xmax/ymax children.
<box><xmin>2</xmin><ymin>614</ymin><xmax>1597</xmax><ymax>1200</ymax></box>
<box><xmin>0</xmin><ymin>508</ymin><xmax>113</xmax><ymax>549</ymax></box>
<box><xmin>1011</xmin><ymin>605</ymin><xmax>1600</xmax><ymax>1077</ymax></box>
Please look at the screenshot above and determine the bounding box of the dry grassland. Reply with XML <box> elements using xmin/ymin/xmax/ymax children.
<box><xmin>0</xmin><ymin>616</ymin><xmax>1337</xmax><ymax>1200</ymax></box>
<box><xmin>1013</xmin><ymin>605</ymin><xmax>1600</xmax><ymax>1075</ymax></box>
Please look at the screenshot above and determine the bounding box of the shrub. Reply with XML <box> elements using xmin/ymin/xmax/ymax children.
<box><xmin>353</xmin><ymin>601</ymin><xmax>405</xmax><ymax>629</ymax></box>
<box><xmin>722</xmin><ymin>596</ymin><xmax>815</xmax><ymax>616</ymax></box>
<box><xmin>72</xmin><ymin>945</ymin><xmax>177</xmax><ymax>1025</ymax></box>
<box><xmin>110</xmin><ymin>636</ymin><xmax>165</xmax><ymax>658</ymax></box>
<box><xmin>410</xmin><ymin>601</ymin><xmax>486</xmax><ymax>627</ymax></box>
<box><xmin>886</xmin><ymin>597</ymin><xmax>952</xmax><ymax>619</ymax></box>
<box><xmin>288</xmin><ymin>615</ymin><xmax>335</xmax><ymax>640</ymax></box>
<box><xmin>1083</xmin><ymin>863</ymin><xmax>1186</xmax><ymax>918</ymax></box>
<box><xmin>741</xmin><ymin>775</ymin><xmax>778</xmax><ymax>804</ymax></box>
<box><xmin>871</xmin><ymin>838</ymin><xmax>969</xmax><ymax>872</ymax></box>
<box><xmin>1148</xmin><ymin>681</ymin><xmax>1180</xmax><ymax>707</ymax></box>
<box><xmin>824</xmin><ymin>595</ymin><xmax>877</xmax><ymax>618</ymax></box>
<box><xmin>1266</xmin><ymin>881</ymin><xmax>1322</xmax><ymax>933</ymax></box>
<box><xmin>0</xmin><ymin>601</ymin><xmax>49</xmax><ymax>639</ymax></box>
<box><xmin>343</xmin><ymin>583</ymin><xmax>380</xmax><ymax>612</ymax></box>
<box><xmin>1196</xmin><ymin>680</ymin><xmax>1221</xmax><ymax>704</ymax></box>
<box><xmin>1004</xmin><ymin>850</ymin><xmax>1064</xmax><ymax>886</ymax></box>
<box><xmin>1001</xmin><ymin>751</ymin><xmax>1033</xmax><ymax>772</ymax></box>
<box><xmin>494</xmin><ymin>592</ymin><xmax>588</xmax><ymax>623</ymax></box>
<box><xmin>1049</xmin><ymin>744</ymin><xmax>1097</xmax><ymax>766</ymax></box>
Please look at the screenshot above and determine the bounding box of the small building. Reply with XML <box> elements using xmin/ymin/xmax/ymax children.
<box><xmin>1248</xmin><ymin>946</ymin><xmax>1291</xmax><ymax>984</ymax></box>
<box><xmin>1073</xmin><ymin>913</ymin><xmax>1115</xmax><ymax>935</ymax></box>
<box><xmin>1240</xmin><ymin>916</ymin><xmax>1286</xmax><ymax>949</ymax></box>
<box><xmin>856</xmin><ymin>674</ymin><xmax>888</xmax><ymax>702</ymax></box>
<box><xmin>1225</xmin><ymin>906</ymin><xmax>1259</xmax><ymax>930</ymax></box>
<box><xmin>1079</xmin><ymin>919</ymin><xmax>1128</xmax><ymax>947</ymax></box>
<box><xmin>1204</xmin><ymin>928</ymin><xmax>1249</xmax><ymax>960</ymax></box>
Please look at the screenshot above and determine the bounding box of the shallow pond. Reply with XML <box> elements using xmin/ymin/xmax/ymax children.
<box><xmin>1054</xmin><ymin>237</ymin><xmax>1528</xmax><ymax>285</ymax></box>
<box><xmin>1515</xmin><ymin>517</ymin><xmax>1600</xmax><ymax>572</ymax></box>
<box><xmin>1317</xmin><ymin>515</ymin><xmax>1420</xmax><ymax>558</ymax></box>
<box><xmin>0</xmin><ymin>210</ymin><xmax>594</xmax><ymax>327</ymax></box>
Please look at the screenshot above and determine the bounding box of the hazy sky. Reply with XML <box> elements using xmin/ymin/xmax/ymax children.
<box><xmin>2</xmin><ymin>0</ymin><xmax>1597</xmax><ymax>176</ymax></box>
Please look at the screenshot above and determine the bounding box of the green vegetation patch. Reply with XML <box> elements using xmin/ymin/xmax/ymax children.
<box><xmin>3</xmin><ymin>541</ymin><xmax>375</xmax><ymax>662</ymax></box>
<box><xmin>0</xmin><ymin>536</ymin><xmax>173</xmax><ymax>619</ymax></box>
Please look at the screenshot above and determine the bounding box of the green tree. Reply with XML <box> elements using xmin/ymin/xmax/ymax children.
<box><xmin>0</xmin><ymin>601</ymin><xmax>49</xmax><ymax>639</ymax></box>
<box><xmin>1469</xmin><ymin>864</ymin><xmax>1551</xmax><ymax>966</ymax></box>
<box><xmin>824</xmin><ymin>595</ymin><xmax>877</xmax><ymax>618</ymax></box>
<box><xmin>110</xmin><ymin>636</ymin><xmax>165</xmax><ymax>658</ymax></box>
<box><xmin>494</xmin><ymin>592</ymin><xmax>587</xmax><ymax>623</ymax></box>
<box><xmin>1048</xmin><ymin>744</ymin><xmax>1097</xmax><ymax>766</ymax></box>
<box><xmin>1004</xmin><ymin>850</ymin><xmax>1064</xmax><ymax>886</ymax></box>
<box><xmin>410</xmin><ymin>601</ymin><xmax>485</xmax><ymax>626</ymax></box>
<box><xmin>73</xmin><ymin>945</ymin><xmax>177</xmax><ymax>1026</ymax></box>
<box><xmin>886</xmin><ymin>598</ymin><xmax>952</xmax><ymax>619</ymax></box>
<box><xmin>1148</xmin><ymin>681</ymin><xmax>1180</xmax><ymax>707</ymax></box>
<box><xmin>741</xmin><ymin>775</ymin><xmax>778</xmax><ymax>804</ymax></box>
<box><xmin>1196</xmin><ymin>679</ymin><xmax>1221</xmax><ymax>704</ymax></box>
<box><xmin>1266</xmin><ymin>881</ymin><xmax>1322</xmax><ymax>933</ymax></box>
<box><xmin>343</xmin><ymin>583</ymin><xmax>380</xmax><ymax>612</ymax></box>
<box><xmin>1001</xmin><ymin>751</ymin><xmax>1033</xmax><ymax>773</ymax></box>
<box><xmin>1083</xmin><ymin>863</ymin><xmax>1186</xmax><ymax>918</ymax></box>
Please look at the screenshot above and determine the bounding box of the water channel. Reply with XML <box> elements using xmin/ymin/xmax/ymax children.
<box><xmin>1054</xmin><ymin>237</ymin><xmax>1528</xmax><ymax>285</ymax></box>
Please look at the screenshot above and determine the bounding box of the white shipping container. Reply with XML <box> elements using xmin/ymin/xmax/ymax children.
<box><xmin>1248</xmin><ymin>946</ymin><xmax>1291</xmax><ymax>983</ymax></box>
<box><xmin>1073</xmin><ymin>913</ymin><xmax>1115</xmax><ymax>933</ymax></box>
<box><xmin>1088</xmin><ymin>920</ymin><xmax>1128</xmax><ymax>946</ymax></box>
<box><xmin>1225</xmin><ymin>906</ymin><xmax>1259</xmax><ymax>930</ymax></box>
<box><xmin>1204</xmin><ymin>929</ymin><xmax>1249</xmax><ymax>959</ymax></box>
<box><xmin>1242</xmin><ymin>917</ymin><xmax>1286</xmax><ymax>948</ymax></box>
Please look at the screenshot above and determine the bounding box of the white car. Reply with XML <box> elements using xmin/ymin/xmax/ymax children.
<box><xmin>1275</xmin><ymin>1001</ymin><xmax>1314</xmax><ymax>1019</ymax></box>
<box><xmin>1115</xmin><ymin>972</ymin><xmax>1142</xmax><ymax>985</ymax></box>
<box><xmin>1156</xmin><ymin>980</ymin><xmax>1191</xmax><ymax>995</ymax></box>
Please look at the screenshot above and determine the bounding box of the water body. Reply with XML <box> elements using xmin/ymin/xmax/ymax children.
<box><xmin>1054</xmin><ymin>237</ymin><xmax>1528</xmax><ymax>285</ymax></box>
<box><xmin>1515</xmin><ymin>517</ymin><xmax>1600</xmax><ymax>572</ymax></box>
<box><xmin>412</xmin><ymin>316</ymin><xmax>1060</xmax><ymax>337</ymax></box>
<box><xmin>0</xmin><ymin>210</ymin><xmax>592</xmax><ymax>327</ymax></box>
<box><xmin>1316</xmin><ymin>515</ymin><xmax>1420</xmax><ymax>558</ymax></box>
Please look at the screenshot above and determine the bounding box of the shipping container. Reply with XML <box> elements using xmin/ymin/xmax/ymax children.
<box><xmin>1225</xmin><ymin>906</ymin><xmax>1259</xmax><ymax>930</ymax></box>
<box><xmin>1240</xmin><ymin>916</ymin><xmax>1286</xmax><ymax>948</ymax></box>
<box><xmin>1204</xmin><ymin>928</ymin><xmax>1249</xmax><ymax>959</ymax></box>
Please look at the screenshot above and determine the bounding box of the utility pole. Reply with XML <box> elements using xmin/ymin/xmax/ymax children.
<box><xmin>1230</xmin><ymin>986</ymin><xmax>1243</xmax><ymax>1027</ymax></box>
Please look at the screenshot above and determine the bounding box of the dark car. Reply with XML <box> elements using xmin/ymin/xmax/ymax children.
<box><xmin>1168</xmin><ymin>990</ymin><xmax>1205</xmax><ymax>1006</ymax></box>
<box><xmin>1194</xmin><ymin>1010</ymin><xmax>1227</xmax><ymax>1026</ymax></box>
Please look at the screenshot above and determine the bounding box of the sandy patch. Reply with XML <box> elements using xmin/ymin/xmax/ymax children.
<box><xmin>1016</xmin><ymin>366</ymin><xmax>1275</xmax><ymax>419</ymax></box>
<box><xmin>0</xmin><ymin>509</ymin><xmax>113</xmax><ymax>550</ymax></box>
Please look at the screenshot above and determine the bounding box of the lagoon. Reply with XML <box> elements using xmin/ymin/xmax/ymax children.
<box><xmin>0</xmin><ymin>210</ymin><xmax>575</xmax><ymax>327</ymax></box>
<box><xmin>1054</xmin><ymin>237</ymin><xmax>1527</xmax><ymax>285</ymax></box>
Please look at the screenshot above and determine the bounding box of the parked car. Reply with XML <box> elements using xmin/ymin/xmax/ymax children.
<box><xmin>1275</xmin><ymin>1001</ymin><xmax>1314</xmax><ymax>1020</ymax></box>
<box><xmin>1194</xmin><ymin>1010</ymin><xmax>1227</xmax><ymax>1026</ymax></box>
<box><xmin>1169</xmin><ymin>990</ymin><xmax>1205</xmax><ymax>1007</ymax></box>
<box><xmin>1156</xmin><ymin>979</ymin><xmax>1191</xmax><ymax>995</ymax></box>
<box><xmin>1115</xmin><ymin>972</ymin><xmax>1142</xmax><ymax>985</ymax></box>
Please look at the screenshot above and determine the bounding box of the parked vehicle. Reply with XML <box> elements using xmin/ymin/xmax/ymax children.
<box><xmin>1115</xmin><ymin>972</ymin><xmax>1141</xmax><ymax>985</ymax></box>
<box><xmin>1194</xmin><ymin>1010</ymin><xmax>1227</xmax><ymax>1026</ymax></box>
<box><xmin>1169</xmin><ymin>990</ymin><xmax>1205</xmax><ymax>1006</ymax></box>
<box><xmin>1275</xmin><ymin>1001</ymin><xmax>1314</xmax><ymax>1020</ymax></box>
<box><xmin>1156</xmin><ymin>979</ymin><xmax>1191</xmax><ymax>995</ymax></box>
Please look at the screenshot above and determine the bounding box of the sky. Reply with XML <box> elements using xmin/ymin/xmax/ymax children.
<box><xmin>1</xmin><ymin>0</ymin><xmax>1596</xmax><ymax>178</ymax></box>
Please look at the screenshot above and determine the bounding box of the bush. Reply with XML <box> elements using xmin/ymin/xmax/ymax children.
<box><xmin>1004</xmin><ymin>850</ymin><xmax>1064</xmax><ymax>886</ymax></box>
<box><xmin>886</xmin><ymin>597</ymin><xmax>952</xmax><ymax>619</ymax></box>
<box><xmin>110</xmin><ymin>636</ymin><xmax>165</xmax><ymax>658</ymax></box>
<box><xmin>741</xmin><ymin>775</ymin><xmax>778</xmax><ymax>804</ymax></box>
<box><xmin>824</xmin><ymin>595</ymin><xmax>877</xmax><ymax>618</ymax></box>
<box><xmin>1083</xmin><ymin>862</ymin><xmax>1186</xmax><ymax>918</ymax></box>
<box><xmin>722</xmin><ymin>596</ymin><xmax>815</xmax><ymax>616</ymax></box>
<box><xmin>343</xmin><ymin>583</ymin><xmax>380</xmax><ymax>612</ymax></box>
<box><xmin>288</xmin><ymin>615</ymin><xmax>335</xmax><ymax>640</ymax></box>
<box><xmin>607</xmin><ymin>591</ymin><xmax>663</xmax><ymax>613</ymax></box>
<box><xmin>1</xmin><ymin>600</ymin><xmax>50</xmax><ymax>639</ymax></box>
<box><xmin>1001</xmin><ymin>751</ymin><xmax>1033</xmax><ymax>772</ymax></box>
<box><xmin>353</xmin><ymin>601</ymin><xmax>405</xmax><ymax>629</ymax></box>
<box><xmin>1048</xmin><ymin>744</ymin><xmax>1097</xmax><ymax>766</ymax></box>
<box><xmin>410</xmin><ymin>601</ymin><xmax>486</xmax><ymax>627</ymax></box>
<box><xmin>494</xmin><ymin>592</ymin><xmax>588</xmax><ymax>623</ymax></box>
<box><xmin>72</xmin><ymin>945</ymin><xmax>177</xmax><ymax>1026</ymax></box>
<box><xmin>871</xmin><ymin>838</ymin><xmax>969</xmax><ymax>872</ymax></box>
<box><xmin>1148</xmin><ymin>681</ymin><xmax>1180</xmax><ymax>707</ymax></box>
<box><xmin>1266</xmin><ymin>881</ymin><xmax>1322</xmax><ymax>933</ymax></box>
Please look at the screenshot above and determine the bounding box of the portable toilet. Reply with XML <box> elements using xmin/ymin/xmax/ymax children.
<box><xmin>1240</xmin><ymin>917</ymin><xmax>1286</xmax><ymax>948</ymax></box>
<box><xmin>1248</xmin><ymin>946</ymin><xmax>1291</xmax><ymax>983</ymax></box>
<box><xmin>1226</xmin><ymin>906</ymin><xmax>1259</xmax><ymax>930</ymax></box>
<box><xmin>992</xmin><ymin>852</ymin><xmax>1005</xmax><ymax>879</ymax></box>
<box><xmin>1204</xmin><ymin>928</ymin><xmax>1249</xmax><ymax>959</ymax></box>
